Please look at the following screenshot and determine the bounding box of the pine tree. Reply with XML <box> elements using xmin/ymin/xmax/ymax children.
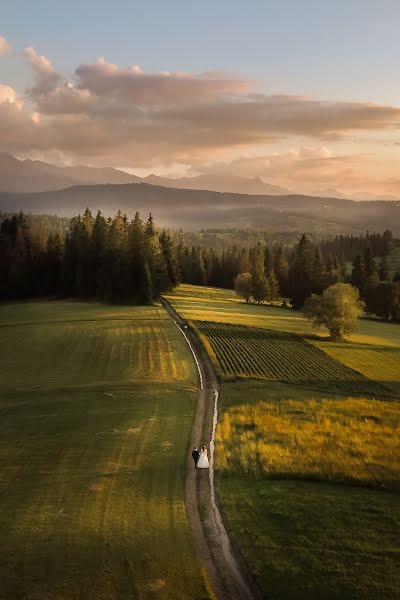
<box><xmin>44</xmin><ymin>233</ymin><xmax>63</xmax><ymax>294</ymax></box>
<box><xmin>273</xmin><ymin>244</ymin><xmax>289</xmax><ymax>296</ymax></box>
<box><xmin>312</xmin><ymin>247</ymin><xmax>325</xmax><ymax>294</ymax></box>
<box><xmin>159</xmin><ymin>230</ymin><xmax>179</xmax><ymax>287</ymax></box>
<box><xmin>363</xmin><ymin>247</ymin><xmax>379</xmax><ymax>291</ymax></box>
<box><xmin>92</xmin><ymin>211</ymin><xmax>108</xmax><ymax>298</ymax></box>
<box><xmin>267</xmin><ymin>269</ymin><xmax>280</xmax><ymax>302</ymax></box>
<box><xmin>190</xmin><ymin>247</ymin><xmax>206</xmax><ymax>285</ymax></box>
<box><xmin>142</xmin><ymin>260</ymin><xmax>154</xmax><ymax>304</ymax></box>
<box><xmin>289</xmin><ymin>234</ymin><xmax>314</xmax><ymax>308</ymax></box>
<box><xmin>264</xmin><ymin>245</ymin><xmax>273</xmax><ymax>276</ymax></box>
<box><xmin>350</xmin><ymin>254</ymin><xmax>365</xmax><ymax>291</ymax></box>
<box><xmin>250</xmin><ymin>243</ymin><xmax>268</xmax><ymax>303</ymax></box>
<box><xmin>379</xmin><ymin>255</ymin><xmax>389</xmax><ymax>281</ymax></box>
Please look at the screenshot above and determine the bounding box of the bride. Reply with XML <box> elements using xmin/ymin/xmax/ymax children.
<box><xmin>197</xmin><ymin>445</ymin><xmax>209</xmax><ymax>469</ymax></box>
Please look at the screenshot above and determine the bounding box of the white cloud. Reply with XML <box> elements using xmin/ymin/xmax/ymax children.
<box><xmin>74</xmin><ymin>57</ymin><xmax>250</xmax><ymax>106</ymax></box>
<box><xmin>23</xmin><ymin>46</ymin><xmax>60</xmax><ymax>96</ymax></box>
<box><xmin>23</xmin><ymin>46</ymin><xmax>56</xmax><ymax>76</ymax></box>
<box><xmin>0</xmin><ymin>84</ymin><xmax>23</xmax><ymax>109</ymax></box>
<box><xmin>0</xmin><ymin>36</ymin><xmax>10</xmax><ymax>56</ymax></box>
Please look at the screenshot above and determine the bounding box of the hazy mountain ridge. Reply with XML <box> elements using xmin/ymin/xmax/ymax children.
<box><xmin>142</xmin><ymin>173</ymin><xmax>290</xmax><ymax>196</ymax></box>
<box><xmin>0</xmin><ymin>153</ymin><xmax>290</xmax><ymax>195</ymax></box>
<box><xmin>0</xmin><ymin>153</ymin><xmax>141</xmax><ymax>193</ymax></box>
<box><xmin>1</xmin><ymin>154</ymin><xmax>399</xmax><ymax>202</ymax></box>
<box><xmin>0</xmin><ymin>181</ymin><xmax>398</xmax><ymax>235</ymax></box>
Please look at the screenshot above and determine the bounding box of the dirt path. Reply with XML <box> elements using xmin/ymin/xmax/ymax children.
<box><xmin>161</xmin><ymin>298</ymin><xmax>261</xmax><ymax>600</ymax></box>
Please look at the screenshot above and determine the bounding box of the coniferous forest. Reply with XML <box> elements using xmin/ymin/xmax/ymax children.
<box><xmin>1</xmin><ymin>209</ymin><xmax>399</xmax><ymax>320</ymax></box>
<box><xmin>0</xmin><ymin>209</ymin><xmax>178</xmax><ymax>304</ymax></box>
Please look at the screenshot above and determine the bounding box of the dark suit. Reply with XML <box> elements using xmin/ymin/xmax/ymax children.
<box><xmin>192</xmin><ymin>449</ymin><xmax>200</xmax><ymax>468</ymax></box>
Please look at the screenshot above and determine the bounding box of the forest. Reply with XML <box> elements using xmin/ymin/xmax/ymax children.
<box><xmin>0</xmin><ymin>209</ymin><xmax>399</xmax><ymax>321</ymax></box>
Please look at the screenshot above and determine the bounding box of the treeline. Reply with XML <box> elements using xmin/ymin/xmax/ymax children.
<box><xmin>0</xmin><ymin>211</ymin><xmax>69</xmax><ymax>249</ymax></box>
<box><xmin>349</xmin><ymin>245</ymin><xmax>400</xmax><ymax>321</ymax></box>
<box><xmin>319</xmin><ymin>230</ymin><xmax>394</xmax><ymax>261</ymax></box>
<box><xmin>0</xmin><ymin>209</ymin><xmax>178</xmax><ymax>303</ymax></box>
<box><xmin>1</xmin><ymin>210</ymin><xmax>399</xmax><ymax>320</ymax></box>
<box><xmin>181</xmin><ymin>233</ymin><xmax>400</xmax><ymax>320</ymax></box>
<box><xmin>179</xmin><ymin>234</ymin><xmax>348</xmax><ymax>307</ymax></box>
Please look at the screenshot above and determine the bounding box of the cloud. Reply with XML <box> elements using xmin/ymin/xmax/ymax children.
<box><xmin>74</xmin><ymin>58</ymin><xmax>251</xmax><ymax>106</ymax></box>
<box><xmin>0</xmin><ymin>36</ymin><xmax>10</xmax><ymax>56</ymax></box>
<box><xmin>230</xmin><ymin>150</ymin><xmax>400</xmax><ymax>199</ymax></box>
<box><xmin>192</xmin><ymin>147</ymin><xmax>390</xmax><ymax>198</ymax></box>
<box><xmin>0</xmin><ymin>50</ymin><xmax>399</xmax><ymax>181</ymax></box>
<box><xmin>0</xmin><ymin>84</ymin><xmax>21</xmax><ymax>106</ymax></box>
<box><xmin>23</xmin><ymin>46</ymin><xmax>60</xmax><ymax>95</ymax></box>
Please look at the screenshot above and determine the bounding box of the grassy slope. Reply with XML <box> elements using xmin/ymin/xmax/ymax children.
<box><xmin>166</xmin><ymin>285</ymin><xmax>400</xmax><ymax>599</ymax></box>
<box><xmin>0</xmin><ymin>301</ymin><xmax>209</xmax><ymax>600</ymax></box>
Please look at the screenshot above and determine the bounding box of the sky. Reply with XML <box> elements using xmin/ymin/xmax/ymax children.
<box><xmin>1</xmin><ymin>0</ymin><xmax>400</xmax><ymax>198</ymax></box>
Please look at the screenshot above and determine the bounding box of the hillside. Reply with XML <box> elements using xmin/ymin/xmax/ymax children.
<box><xmin>0</xmin><ymin>181</ymin><xmax>399</xmax><ymax>234</ymax></box>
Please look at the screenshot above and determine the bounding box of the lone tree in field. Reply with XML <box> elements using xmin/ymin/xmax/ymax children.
<box><xmin>303</xmin><ymin>283</ymin><xmax>364</xmax><ymax>340</ymax></box>
<box><xmin>234</xmin><ymin>272</ymin><xmax>253</xmax><ymax>303</ymax></box>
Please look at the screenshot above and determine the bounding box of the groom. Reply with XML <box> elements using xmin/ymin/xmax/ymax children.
<box><xmin>191</xmin><ymin>446</ymin><xmax>200</xmax><ymax>468</ymax></box>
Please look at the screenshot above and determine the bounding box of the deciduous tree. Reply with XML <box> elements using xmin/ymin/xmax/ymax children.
<box><xmin>303</xmin><ymin>283</ymin><xmax>364</xmax><ymax>340</ymax></box>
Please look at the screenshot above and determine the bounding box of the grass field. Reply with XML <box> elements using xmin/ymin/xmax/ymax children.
<box><xmin>0</xmin><ymin>301</ymin><xmax>209</xmax><ymax>600</ymax></box>
<box><xmin>220</xmin><ymin>478</ymin><xmax>400</xmax><ymax>600</ymax></box>
<box><xmin>167</xmin><ymin>284</ymin><xmax>400</xmax><ymax>396</ymax></box>
<box><xmin>217</xmin><ymin>381</ymin><xmax>400</xmax><ymax>489</ymax></box>
<box><xmin>166</xmin><ymin>285</ymin><xmax>400</xmax><ymax>599</ymax></box>
<box><xmin>194</xmin><ymin>320</ymin><xmax>384</xmax><ymax>396</ymax></box>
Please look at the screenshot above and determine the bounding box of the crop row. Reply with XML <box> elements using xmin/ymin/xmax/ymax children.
<box><xmin>194</xmin><ymin>320</ymin><xmax>384</xmax><ymax>395</ymax></box>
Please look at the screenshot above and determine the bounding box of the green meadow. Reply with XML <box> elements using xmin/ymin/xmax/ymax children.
<box><xmin>166</xmin><ymin>285</ymin><xmax>400</xmax><ymax>599</ymax></box>
<box><xmin>167</xmin><ymin>284</ymin><xmax>400</xmax><ymax>395</ymax></box>
<box><xmin>0</xmin><ymin>301</ymin><xmax>210</xmax><ymax>600</ymax></box>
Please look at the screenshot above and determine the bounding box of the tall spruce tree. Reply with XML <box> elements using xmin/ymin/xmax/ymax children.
<box><xmin>250</xmin><ymin>243</ymin><xmax>268</xmax><ymax>303</ymax></box>
<box><xmin>273</xmin><ymin>244</ymin><xmax>289</xmax><ymax>297</ymax></box>
<box><xmin>159</xmin><ymin>230</ymin><xmax>179</xmax><ymax>288</ymax></box>
<box><xmin>350</xmin><ymin>254</ymin><xmax>365</xmax><ymax>291</ymax></box>
<box><xmin>289</xmin><ymin>234</ymin><xmax>314</xmax><ymax>308</ymax></box>
<box><xmin>379</xmin><ymin>255</ymin><xmax>389</xmax><ymax>281</ymax></box>
<box><xmin>267</xmin><ymin>269</ymin><xmax>280</xmax><ymax>302</ymax></box>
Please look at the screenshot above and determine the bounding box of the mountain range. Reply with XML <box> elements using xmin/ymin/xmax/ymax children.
<box><xmin>0</xmin><ymin>153</ymin><xmax>399</xmax><ymax>235</ymax></box>
<box><xmin>0</xmin><ymin>153</ymin><xmax>290</xmax><ymax>196</ymax></box>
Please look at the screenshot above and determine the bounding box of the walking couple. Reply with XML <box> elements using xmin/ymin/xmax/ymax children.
<box><xmin>191</xmin><ymin>445</ymin><xmax>209</xmax><ymax>469</ymax></box>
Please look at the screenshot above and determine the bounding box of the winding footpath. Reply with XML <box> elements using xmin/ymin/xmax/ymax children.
<box><xmin>161</xmin><ymin>298</ymin><xmax>260</xmax><ymax>600</ymax></box>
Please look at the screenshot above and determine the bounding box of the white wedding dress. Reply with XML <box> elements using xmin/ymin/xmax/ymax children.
<box><xmin>197</xmin><ymin>448</ymin><xmax>209</xmax><ymax>469</ymax></box>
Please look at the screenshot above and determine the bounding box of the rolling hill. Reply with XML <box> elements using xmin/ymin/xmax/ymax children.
<box><xmin>0</xmin><ymin>181</ymin><xmax>399</xmax><ymax>235</ymax></box>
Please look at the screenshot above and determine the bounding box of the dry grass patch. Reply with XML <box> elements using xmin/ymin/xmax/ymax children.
<box><xmin>217</xmin><ymin>393</ymin><xmax>400</xmax><ymax>489</ymax></box>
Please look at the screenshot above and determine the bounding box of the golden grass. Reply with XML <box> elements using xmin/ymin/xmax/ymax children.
<box><xmin>0</xmin><ymin>302</ymin><xmax>196</xmax><ymax>391</ymax></box>
<box><xmin>314</xmin><ymin>340</ymin><xmax>400</xmax><ymax>396</ymax></box>
<box><xmin>216</xmin><ymin>394</ymin><xmax>400</xmax><ymax>489</ymax></box>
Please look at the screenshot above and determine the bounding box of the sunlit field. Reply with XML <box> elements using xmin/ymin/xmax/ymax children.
<box><xmin>166</xmin><ymin>284</ymin><xmax>400</xmax><ymax>395</ymax></box>
<box><xmin>217</xmin><ymin>381</ymin><xmax>400</xmax><ymax>489</ymax></box>
<box><xmin>0</xmin><ymin>301</ymin><xmax>209</xmax><ymax>599</ymax></box>
<box><xmin>194</xmin><ymin>320</ymin><xmax>385</xmax><ymax>396</ymax></box>
<box><xmin>167</xmin><ymin>285</ymin><xmax>400</xmax><ymax>599</ymax></box>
